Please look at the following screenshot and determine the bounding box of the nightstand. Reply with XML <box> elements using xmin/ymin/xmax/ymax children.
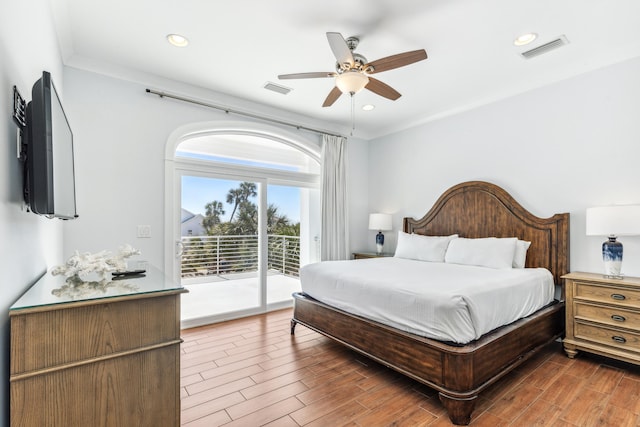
<box><xmin>563</xmin><ymin>272</ymin><xmax>640</xmax><ymax>365</ymax></box>
<box><xmin>352</xmin><ymin>252</ymin><xmax>393</xmax><ymax>260</ymax></box>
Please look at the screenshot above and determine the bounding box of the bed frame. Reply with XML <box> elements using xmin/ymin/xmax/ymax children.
<box><xmin>291</xmin><ymin>181</ymin><xmax>569</xmax><ymax>425</ymax></box>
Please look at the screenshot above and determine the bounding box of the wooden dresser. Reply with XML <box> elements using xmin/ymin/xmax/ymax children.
<box><xmin>10</xmin><ymin>267</ymin><xmax>186</xmax><ymax>427</ymax></box>
<box><xmin>563</xmin><ymin>272</ymin><xmax>640</xmax><ymax>365</ymax></box>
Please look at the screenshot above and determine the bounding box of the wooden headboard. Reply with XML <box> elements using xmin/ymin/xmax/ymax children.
<box><xmin>403</xmin><ymin>181</ymin><xmax>570</xmax><ymax>285</ymax></box>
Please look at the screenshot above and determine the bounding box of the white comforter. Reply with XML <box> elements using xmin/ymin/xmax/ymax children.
<box><xmin>299</xmin><ymin>257</ymin><xmax>555</xmax><ymax>344</ymax></box>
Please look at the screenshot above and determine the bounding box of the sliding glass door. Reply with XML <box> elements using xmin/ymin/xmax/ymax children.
<box><xmin>180</xmin><ymin>175</ymin><xmax>262</xmax><ymax>321</ymax></box>
<box><xmin>169</xmin><ymin>132</ymin><xmax>320</xmax><ymax>327</ymax></box>
<box><xmin>265</xmin><ymin>184</ymin><xmax>321</xmax><ymax>306</ymax></box>
<box><xmin>176</xmin><ymin>172</ymin><xmax>319</xmax><ymax>326</ymax></box>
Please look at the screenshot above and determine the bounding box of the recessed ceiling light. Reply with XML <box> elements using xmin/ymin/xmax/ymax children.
<box><xmin>362</xmin><ymin>104</ymin><xmax>375</xmax><ymax>111</ymax></box>
<box><xmin>167</xmin><ymin>34</ymin><xmax>189</xmax><ymax>47</ymax></box>
<box><xmin>514</xmin><ymin>33</ymin><xmax>537</xmax><ymax>46</ymax></box>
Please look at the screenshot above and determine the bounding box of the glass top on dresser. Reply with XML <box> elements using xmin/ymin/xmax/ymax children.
<box><xmin>11</xmin><ymin>264</ymin><xmax>184</xmax><ymax>311</ymax></box>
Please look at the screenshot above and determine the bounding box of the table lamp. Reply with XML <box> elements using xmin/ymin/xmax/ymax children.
<box><xmin>368</xmin><ymin>213</ymin><xmax>392</xmax><ymax>254</ymax></box>
<box><xmin>586</xmin><ymin>205</ymin><xmax>640</xmax><ymax>278</ymax></box>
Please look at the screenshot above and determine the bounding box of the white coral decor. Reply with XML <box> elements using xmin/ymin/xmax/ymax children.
<box><xmin>51</xmin><ymin>244</ymin><xmax>141</xmax><ymax>279</ymax></box>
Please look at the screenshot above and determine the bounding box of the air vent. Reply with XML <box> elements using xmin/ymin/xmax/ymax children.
<box><xmin>263</xmin><ymin>82</ymin><xmax>292</xmax><ymax>95</ymax></box>
<box><xmin>520</xmin><ymin>35</ymin><xmax>569</xmax><ymax>59</ymax></box>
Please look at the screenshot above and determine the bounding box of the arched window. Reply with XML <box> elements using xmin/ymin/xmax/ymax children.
<box><xmin>177</xmin><ymin>134</ymin><xmax>320</xmax><ymax>174</ymax></box>
<box><xmin>165</xmin><ymin>122</ymin><xmax>321</xmax><ymax>327</ymax></box>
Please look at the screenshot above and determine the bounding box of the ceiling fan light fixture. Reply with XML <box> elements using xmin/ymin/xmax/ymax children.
<box><xmin>336</xmin><ymin>71</ymin><xmax>369</xmax><ymax>94</ymax></box>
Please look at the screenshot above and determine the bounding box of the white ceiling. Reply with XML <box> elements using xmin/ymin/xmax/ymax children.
<box><xmin>51</xmin><ymin>0</ymin><xmax>640</xmax><ymax>139</ymax></box>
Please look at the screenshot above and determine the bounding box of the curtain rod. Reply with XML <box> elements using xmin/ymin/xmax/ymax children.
<box><xmin>145</xmin><ymin>88</ymin><xmax>345</xmax><ymax>139</ymax></box>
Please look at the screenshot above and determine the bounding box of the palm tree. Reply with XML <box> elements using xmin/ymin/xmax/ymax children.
<box><xmin>202</xmin><ymin>201</ymin><xmax>225</xmax><ymax>234</ymax></box>
<box><xmin>239</xmin><ymin>182</ymin><xmax>257</xmax><ymax>201</ymax></box>
<box><xmin>234</xmin><ymin>201</ymin><xmax>258</xmax><ymax>234</ymax></box>
<box><xmin>226</xmin><ymin>182</ymin><xmax>257</xmax><ymax>222</ymax></box>
<box><xmin>225</xmin><ymin>188</ymin><xmax>243</xmax><ymax>222</ymax></box>
<box><xmin>266</xmin><ymin>204</ymin><xmax>290</xmax><ymax>233</ymax></box>
<box><xmin>231</xmin><ymin>202</ymin><xmax>294</xmax><ymax>234</ymax></box>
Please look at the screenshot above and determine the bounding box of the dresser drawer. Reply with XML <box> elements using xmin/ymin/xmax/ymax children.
<box><xmin>574</xmin><ymin>302</ymin><xmax>640</xmax><ymax>333</ymax></box>
<box><xmin>575</xmin><ymin>321</ymin><xmax>640</xmax><ymax>353</ymax></box>
<box><xmin>10</xmin><ymin>294</ymin><xmax>180</xmax><ymax>375</ymax></box>
<box><xmin>574</xmin><ymin>281</ymin><xmax>640</xmax><ymax>309</ymax></box>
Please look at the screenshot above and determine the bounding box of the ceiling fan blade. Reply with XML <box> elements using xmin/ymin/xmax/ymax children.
<box><xmin>365</xmin><ymin>49</ymin><xmax>427</xmax><ymax>74</ymax></box>
<box><xmin>326</xmin><ymin>32</ymin><xmax>354</xmax><ymax>68</ymax></box>
<box><xmin>365</xmin><ymin>77</ymin><xmax>401</xmax><ymax>101</ymax></box>
<box><xmin>322</xmin><ymin>86</ymin><xmax>343</xmax><ymax>107</ymax></box>
<box><xmin>278</xmin><ymin>72</ymin><xmax>336</xmax><ymax>80</ymax></box>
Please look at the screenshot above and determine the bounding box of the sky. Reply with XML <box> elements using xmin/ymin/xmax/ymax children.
<box><xmin>181</xmin><ymin>176</ymin><xmax>301</xmax><ymax>223</ymax></box>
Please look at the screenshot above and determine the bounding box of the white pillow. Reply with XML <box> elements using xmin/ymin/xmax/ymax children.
<box><xmin>394</xmin><ymin>231</ymin><xmax>415</xmax><ymax>259</ymax></box>
<box><xmin>512</xmin><ymin>240</ymin><xmax>531</xmax><ymax>268</ymax></box>
<box><xmin>445</xmin><ymin>237</ymin><xmax>518</xmax><ymax>269</ymax></box>
<box><xmin>394</xmin><ymin>231</ymin><xmax>458</xmax><ymax>262</ymax></box>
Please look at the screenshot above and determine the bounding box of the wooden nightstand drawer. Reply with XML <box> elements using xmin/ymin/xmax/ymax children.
<box><xmin>575</xmin><ymin>321</ymin><xmax>640</xmax><ymax>352</ymax></box>
<box><xmin>563</xmin><ymin>272</ymin><xmax>640</xmax><ymax>364</ymax></box>
<box><xmin>574</xmin><ymin>302</ymin><xmax>640</xmax><ymax>332</ymax></box>
<box><xmin>352</xmin><ymin>252</ymin><xmax>393</xmax><ymax>260</ymax></box>
<box><xmin>575</xmin><ymin>281</ymin><xmax>640</xmax><ymax>308</ymax></box>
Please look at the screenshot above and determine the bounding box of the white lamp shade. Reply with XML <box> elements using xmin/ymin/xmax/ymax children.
<box><xmin>369</xmin><ymin>213</ymin><xmax>392</xmax><ymax>231</ymax></box>
<box><xmin>336</xmin><ymin>71</ymin><xmax>369</xmax><ymax>94</ymax></box>
<box><xmin>586</xmin><ymin>205</ymin><xmax>640</xmax><ymax>236</ymax></box>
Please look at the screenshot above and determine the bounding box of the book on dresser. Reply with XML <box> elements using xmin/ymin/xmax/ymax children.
<box><xmin>563</xmin><ymin>272</ymin><xmax>640</xmax><ymax>365</ymax></box>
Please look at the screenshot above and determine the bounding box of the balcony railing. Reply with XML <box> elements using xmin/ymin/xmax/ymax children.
<box><xmin>180</xmin><ymin>234</ymin><xmax>300</xmax><ymax>279</ymax></box>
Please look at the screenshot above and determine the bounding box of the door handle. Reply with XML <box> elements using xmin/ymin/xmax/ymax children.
<box><xmin>176</xmin><ymin>241</ymin><xmax>184</xmax><ymax>257</ymax></box>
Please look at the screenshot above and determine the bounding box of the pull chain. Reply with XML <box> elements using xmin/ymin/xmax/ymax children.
<box><xmin>350</xmin><ymin>93</ymin><xmax>356</xmax><ymax>136</ymax></box>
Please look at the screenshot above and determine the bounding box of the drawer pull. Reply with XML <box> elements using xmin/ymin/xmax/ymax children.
<box><xmin>612</xmin><ymin>336</ymin><xmax>627</xmax><ymax>344</ymax></box>
<box><xmin>611</xmin><ymin>293</ymin><xmax>627</xmax><ymax>301</ymax></box>
<box><xmin>611</xmin><ymin>315</ymin><xmax>626</xmax><ymax>322</ymax></box>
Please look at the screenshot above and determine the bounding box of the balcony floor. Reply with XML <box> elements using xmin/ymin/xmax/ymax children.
<box><xmin>180</xmin><ymin>271</ymin><xmax>301</xmax><ymax>328</ymax></box>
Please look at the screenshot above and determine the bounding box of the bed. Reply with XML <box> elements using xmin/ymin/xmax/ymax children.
<box><xmin>290</xmin><ymin>181</ymin><xmax>569</xmax><ymax>425</ymax></box>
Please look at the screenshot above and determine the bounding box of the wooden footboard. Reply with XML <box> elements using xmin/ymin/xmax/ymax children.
<box><xmin>291</xmin><ymin>292</ymin><xmax>565</xmax><ymax>425</ymax></box>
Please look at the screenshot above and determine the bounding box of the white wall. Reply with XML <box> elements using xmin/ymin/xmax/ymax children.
<box><xmin>366</xmin><ymin>55</ymin><xmax>640</xmax><ymax>276</ymax></box>
<box><xmin>62</xmin><ymin>68</ymin><xmax>209</xmax><ymax>265</ymax></box>
<box><xmin>62</xmin><ymin>68</ymin><xmax>365</xmax><ymax>270</ymax></box>
<box><xmin>0</xmin><ymin>0</ymin><xmax>66</xmax><ymax>424</ymax></box>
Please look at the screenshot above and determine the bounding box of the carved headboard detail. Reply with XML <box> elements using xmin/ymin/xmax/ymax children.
<box><xmin>403</xmin><ymin>181</ymin><xmax>570</xmax><ymax>285</ymax></box>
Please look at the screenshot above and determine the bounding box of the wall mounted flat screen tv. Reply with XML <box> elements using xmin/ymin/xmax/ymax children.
<box><xmin>24</xmin><ymin>71</ymin><xmax>78</xmax><ymax>219</ymax></box>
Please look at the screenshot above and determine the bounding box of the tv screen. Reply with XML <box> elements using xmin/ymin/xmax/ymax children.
<box><xmin>25</xmin><ymin>71</ymin><xmax>78</xmax><ymax>220</ymax></box>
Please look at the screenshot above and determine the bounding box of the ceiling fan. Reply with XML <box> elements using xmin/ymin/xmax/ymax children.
<box><xmin>278</xmin><ymin>32</ymin><xmax>427</xmax><ymax>107</ymax></box>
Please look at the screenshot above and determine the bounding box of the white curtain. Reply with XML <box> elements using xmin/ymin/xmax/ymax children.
<box><xmin>321</xmin><ymin>134</ymin><xmax>349</xmax><ymax>261</ymax></box>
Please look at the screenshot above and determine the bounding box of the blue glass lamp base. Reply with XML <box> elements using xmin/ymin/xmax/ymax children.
<box><xmin>376</xmin><ymin>232</ymin><xmax>385</xmax><ymax>254</ymax></box>
<box><xmin>602</xmin><ymin>236</ymin><xmax>623</xmax><ymax>278</ymax></box>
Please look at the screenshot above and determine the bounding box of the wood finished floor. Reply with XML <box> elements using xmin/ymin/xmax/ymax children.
<box><xmin>180</xmin><ymin>308</ymin><xmax>640</xmax><ymax>426</ymax></box>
